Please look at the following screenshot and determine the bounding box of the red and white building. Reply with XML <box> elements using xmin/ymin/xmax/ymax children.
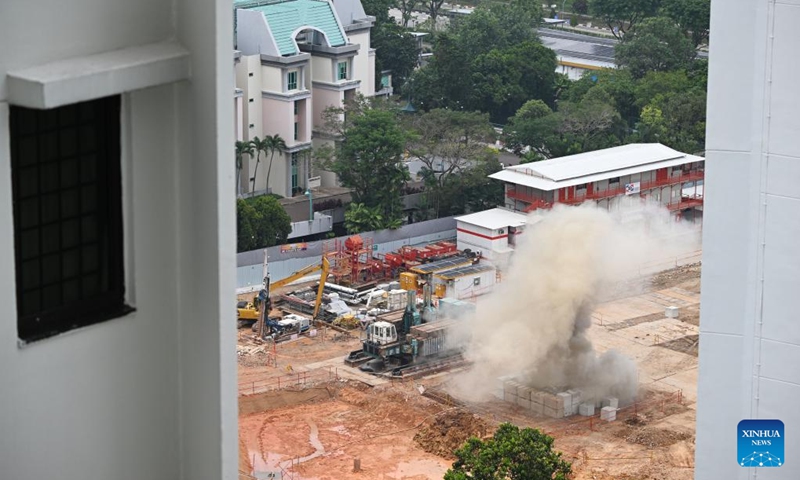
<box><xmin>454</xmin><ymin>208</ymin><xmax>530</xmax><ymax>265</ymax></box>
<box><xmin>490</xmin><ymin>143</ymin><xmax>705</xmax><ymax>221</ymax></box>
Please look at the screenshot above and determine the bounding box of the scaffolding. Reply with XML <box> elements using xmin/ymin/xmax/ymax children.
<box><xmin>322</xmin><ymin>235</ymin><xmax>388</xmax><ymax>287</ymax></box>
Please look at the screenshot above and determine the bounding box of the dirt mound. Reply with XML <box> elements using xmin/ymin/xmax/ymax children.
<box><xmin>414</xmin><ymin>409</ymin><xmax>491</xmax><ymax>458</ymax></box>
<box><xmin>616</xmin><ymin>426</ymin><xmax>691</xmax><ymax>448</ymax></box>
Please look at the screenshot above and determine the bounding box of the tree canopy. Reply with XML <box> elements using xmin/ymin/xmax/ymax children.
<box><xmin>590</xmin><ymin>0</ymin><xmax>661</xmax><ymax>38</ymax></box>
<box><xmin>444</xmin><ymin>423</ymin><xmax>572</xmax><ymax>480</ymax></box>
<box><xmin>362</xmin><ymin>0</ymin><xmax>419</xmax><ymax>91</ymax></box>
<box><xmin>661</xmin><ymin>0</ymin><xmax>710</xmax><ymax>47</ymax></box>
<box><xmin>615</xmin><ymin>16</ymin><xmax>696</xmax><ymax>78</ymax></box>
<box><xmin>404</xmin><ymin>109</ymin><xmax>496</xmax><ymax>217</ymax></box>
<box><xmin>236</xmin><ymin>196</ymin><xmax>292</xmax><ymax>252</ymax></box>
<box><xmin>407</xmin><ymin>1</ymin><xmax>555</xmax><ymax>123</ymax></box>
<box><xmin>318</xmin><ymin>104</ymin><xmax>410</xmax><ymax>230</ymax></box>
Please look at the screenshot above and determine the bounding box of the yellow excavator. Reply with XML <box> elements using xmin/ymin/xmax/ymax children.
<box><xmin>237</xmin><ymin>256</ymin><xmax>331</xmax><ymax>328</ymax></box>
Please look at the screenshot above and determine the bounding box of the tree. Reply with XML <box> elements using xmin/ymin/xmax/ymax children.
<box><xmin>235</xmin><ymin>140</ymin><xmax>254</xmax><ymax>196</ymax></box>
<box><xmin>469</xmin><ymin>41</ymin><xmax>557</xmax><ymax>122</ymax></box>
<box><xmin>425</xmin><ymin>0</ymin><xmax>446</xmax><ymax>32</ymax></box>
<box><xmin>263</xmin><ymin>134</ymin><xmax>287</xmax><ymax>194</ymax></box>
<box><xmin>362</xmin><ymin>0</ymin><xmax>419</xmax><ymax>92</ymax></box>
<box><xmin>444</xmin><ymin>423</ymin><xmax>572</xmax><ymax>480</ymax></box>
<box><xmin>319</xmin><ymin>107</ymin><xmax>410</xmax><ymax>229</ymax></box>
<box><xmin>616</xmin><ymin>17</ymin><xmax>696</xmax><ymax>78</ymax></box>
<box><xmin>236</xmin><ymin>196</ymin><xmax>292</xmax><ymax>252</ymax></box>
<box><xmin>505</xmin><ymin>97</ymin><xmax>623</xmax><ymax>160</ymax></box>
<box><xmin>590</xmin><ymin>0</ymin><xmax>660</xmax><ymax>39</ymax></box>
<box><xmin>344</xmin><ymin>202</ymin><xmax>402</xmax><ymax>233</ymax></box>
<box><xmin>661</xmin><ymin>0</ymin><xmax>710</xmax><ymax>47</ymax></box>
<box><xmin>249</xmin><ymin>136</ymin><xmax>269</xmax><ymax>194</ymax></box>
<box><xmin>572</xmin><ymin>0</ymin><xmax>589</xmax><ymax>15</ymax></box>
<box><xmin>404</xmin><ymin>109</ymin><xmax>495</xmax><ymax>217</ymax></box>
<box><xmin>372</xmin><ymin>23</ymin><xmax>419</xmax><ymax>91</ymax></box>
<box><xmin>397</xmin><ymin>0</ymin><xmax>418</xmax><ymax>28</ymax></box>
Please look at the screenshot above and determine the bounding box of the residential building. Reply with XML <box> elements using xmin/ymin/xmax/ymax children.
<box><xmin>489</xmin><ymin>143</ymin><xmax>705</xmax><ymax>222</ymax></box>
<box><xmin>234</xmin><ymin>0</ymin><xmax>375</xmax><ymax>198</ymax></box>
<box><xmin>695</xmin><ymin>0</ymin><xmax>800</xmax><ymax>478</ymax></box>
<box><xmin>1</xmin><ymin>1</ymin><xmax>236</xmax><ymax>479</ymax></box>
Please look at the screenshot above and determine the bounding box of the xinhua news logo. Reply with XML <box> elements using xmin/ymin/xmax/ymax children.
<box><xmin>738</xmin><ymin>419</ymin><xmax>784</xmax><ymax>467</ymax></box>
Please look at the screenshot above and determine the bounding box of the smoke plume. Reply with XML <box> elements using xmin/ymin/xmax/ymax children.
<box><xmin>448</xmin><ymin>200</ymin><xmax>700</xmax><ymax>404</ymax></box>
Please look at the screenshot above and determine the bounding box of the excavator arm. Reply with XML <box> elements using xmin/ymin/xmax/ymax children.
<box><xmin>269</xmin><ymin>256</ymin><xmax>331</xmax><ymax>319</ymax></box>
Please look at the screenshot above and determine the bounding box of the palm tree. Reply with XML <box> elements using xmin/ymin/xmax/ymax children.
<box><xmin>249</xmin><ymin>136</ymin><xmax>269</xmax><ymax>194</ymax></box>
<box><xmin>235</xmin><ymin>140</ymin><xmax>254</xmax><ymax>197</ymax></box>
<box><xmin>263</xmin><ymin>134</ymin><xmax>288</xmax><ymax>195</ymax></box>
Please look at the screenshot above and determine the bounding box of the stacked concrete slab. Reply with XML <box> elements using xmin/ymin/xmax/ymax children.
<box><xmin>502</xmin><ymin>379</ymin><xmax>582</xmax><ymax>418</ymax></box>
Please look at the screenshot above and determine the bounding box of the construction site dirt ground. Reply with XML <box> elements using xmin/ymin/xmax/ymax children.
<box><xmin>238</xmin><ymin>262</ymin><xmax>702</xmax><ymax>480</ymax></box>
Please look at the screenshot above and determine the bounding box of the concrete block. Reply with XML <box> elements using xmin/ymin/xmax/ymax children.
<box><xmin>516</xmin><ymin>398</ymin><xmax>531</xmax><ymax>410</ymax></box>
<box><xmin>665</xmin><ymin>306</ymin><xmax>679</xmax><ymax>318</ymax></box>
<box><xmin>557</xmin><ymin>392</ymin><xmax>572</xmax><ymax>410</ymax></box>
<box><xmin>602</xmin><ymin>397</ymin><xmax>619</xmax><ymax>409</ymax></box>
<box><xmin>504</xmin><ymin>381</ymin><xmax>518</xmax><ymax>397</ymax></box>
<box><xmin>544</xmin><ymin>394</ymin><xmax>560</xmax><ymax>409</ymax></box>
<box><xmin>567</xmin><ymin>389</ymin><xmax>582</xmax><ymax>406</ymax></box>
<box><xmin>517</xmin><ymin>386</ymin><xmax>532</xmax><ymax>401</ymax></box>
<box><xmin>530</xmin><ymin>391</ymin><xmax>544</xmax><ymax>405</ymax></box>
<box><xmin>578</xmin><ymin>403</ymin><xmax>595</xmax><ymax>416</ymax></box>
<box><xmin>504</xmin><ymin>391</ymin><xmax>516</xmax><ymax>403</ymax></box>
<box><xmin>600</xmin><ymin>406</ymin><xmax>617</xmax><ymax>421</ymax></box>
<box><xmin>530</xmin><ymin>401</ymin><xmax>543</xmax><ymax>415</ymax></box>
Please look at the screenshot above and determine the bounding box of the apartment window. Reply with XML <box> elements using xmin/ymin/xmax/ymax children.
<box><xmin>248</xmin><ymin>72</ymin><xmax>253</xmax><ymax>77</ymax></box>
<box><xmin>291</xmin><ymin>152</ymin><xmax>299</xmax><ymax>192</ymax></box>
<box><xmin>249</xmin><ymin>123</ymin><xmax>254</xmax><ymax>129</ymax></box>
<box><xmin>249</xmin><ymin>98</ymin><xmax>254</xmax><ymax>103</ymax></box>
<box><xmin>294</xmin><ymin>122</ymin><xmax>298</xmax><ymax>141</ymax></box>
<box><xmin>287</xmin><ymin>71</ymin><xmax>298</xmax><ymax>91</ymax></box>
<box><xmin>10</xmin><ymin>96</ymin><xmax>132</xmax><ymax>343</ymax></box>
<box><xmin>294</xmin><ymin>101</ymin><xmax>298</xmax><ymax>115</ymax></box>
<box><xmin>337</xmin><ymin>61</ymin><xmax>347</xmax><ymax>81</ymax></box>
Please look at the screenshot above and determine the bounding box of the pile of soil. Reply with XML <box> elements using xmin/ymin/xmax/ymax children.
<box><xmin>616</xmin><ymin>426</ymin><xmax>691</xmax><ymax>448</ymax></box>
<box><xmin>650</xmin><ymin>262</ymin><xmax>701</xmax><ymax>290</ymax></box>
<box><xmin>413</xmin><ymin>409</ymin><xmax>491</xmax><ymax>458</ymax></box>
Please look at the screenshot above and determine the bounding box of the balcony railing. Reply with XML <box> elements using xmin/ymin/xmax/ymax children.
<box><xmin>507</xmin><ymin>170</ymin><xmax>705</xmax><ymax>213</ymax></box>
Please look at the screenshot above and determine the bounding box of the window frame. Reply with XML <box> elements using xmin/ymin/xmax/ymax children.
<box><xmin>287</xmin><ymin>71</ymin><xmax>298</xmax><ymax>91</ymax></box>
<box><xmin>9</xmin><ymin>95</ymin><xmax>134</xmax><ymax>343</ymax></box>
<box><xmin>337</xmin><ymin>61</ymin><xmax>348</xmax><ymax>81</ymax></box>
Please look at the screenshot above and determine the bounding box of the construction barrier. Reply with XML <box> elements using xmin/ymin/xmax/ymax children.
<box><xmin>238</xmin><ymin>367</ymin><xmax>340</xmax><ymax>396</ymax></box>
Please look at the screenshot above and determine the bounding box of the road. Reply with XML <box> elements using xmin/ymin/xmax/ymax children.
<box><xmin>538</xmin><ymin>27</ymin><xmax>710</xmax><ymax>62</ymax></box>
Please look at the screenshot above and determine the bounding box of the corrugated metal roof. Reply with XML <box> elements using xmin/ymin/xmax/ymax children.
<box><xmin>490</xmin><ymin>144</ymin><xmax>704</xmax><ymax>191</ymax></box>
<box><xmin>251</xmin><ymin>0</ymin><xmax>346</xmax><ymax>56</ymax></box>
<box><xmin>435</xmin><ymin>264</ymin><xmax>495</xmax><ymax>280</ymax></box>
<box><xmin>455</xmin><ymin>208</ymin><xmax>528</xmax><ymax>230</ymax></box>
<box><xmin>410</xmin><ymin>257</ymin><xmax>473</xmax><ymax>275</ymax></box>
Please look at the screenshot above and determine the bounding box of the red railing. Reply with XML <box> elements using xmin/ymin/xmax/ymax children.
<box><xmin>508</xmin><ymin>170</ymin><xmax>705</xmax><ymax>212</ymax></box>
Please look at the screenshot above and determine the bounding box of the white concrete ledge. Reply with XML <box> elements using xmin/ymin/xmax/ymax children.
<box><xmin>6</xmin><ymin>41</ymin><xmax>191</xmax><ymax>109</ymax></box>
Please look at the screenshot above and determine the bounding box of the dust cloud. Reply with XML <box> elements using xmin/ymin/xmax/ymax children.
<box><xmin>448</xmin><ymin>199</ymin><xmax>700</xmax><ymax>403</ymax></box>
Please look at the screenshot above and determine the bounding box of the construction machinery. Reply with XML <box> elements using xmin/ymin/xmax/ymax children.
<box><xmin>238</xmin><ymin>256</ymin><xmax>331</xmax><ymax>334</ymax></box>
<box><xmin>345</xmin><ymin>285</ymin><xmax>459</xmax><ymax>373</ymax></box>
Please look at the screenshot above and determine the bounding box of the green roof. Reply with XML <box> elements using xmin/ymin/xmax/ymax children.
<box><xmin>250</xmin><ymin>0</ymin><xmax>346</xmax><ymax>56</ymax></box>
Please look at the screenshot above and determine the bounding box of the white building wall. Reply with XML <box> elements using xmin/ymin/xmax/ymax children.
<box><xmin>348</xmin><ymin>30</ymin><xmax>373</xmax><ymax>96</ymax></box>
<box><xmin>0</xmin><ymin>1</ymin><xmax>235</xmax><ymax>480</ymax></box>
<box><xmin>311</xmin><ymin>55</ymin><xmax>334</xmax><ymax>83</ymax></box>
<box><xmin>695</xmin><ymin>1</ymin><xmax>800</xmax><ymax>479</ymax></box>
<box><xmin>261</xmin><ymin>63</ymin><xmax>284</xmax><ymax>93</ymax></box>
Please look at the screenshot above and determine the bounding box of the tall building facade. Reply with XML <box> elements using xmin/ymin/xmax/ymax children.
<box><xmin>696</xmin><ymin>1</ymin><xmax>800</xmax><ymax>478</ymax></box>
<box><xmin>234</xmin><ymin>0</ymin><xmax>376</xmax><ymax>198</ymax></box>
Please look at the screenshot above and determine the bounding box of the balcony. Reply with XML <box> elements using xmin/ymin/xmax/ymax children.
<box><xmin>561</xmin><ymin>170</ymin><xmax>705</xmax><ymax>205</ymax></box>
<box><xmin>507</xmin><ymin>170</ymin><xmax>705</xmax><ymax>212</ymax></box>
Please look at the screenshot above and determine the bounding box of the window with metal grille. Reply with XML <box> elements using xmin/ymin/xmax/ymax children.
<box><xmin>10</xmin><ymin>95</ymin><xmax>132</xmax><ymax>343</ymax></box>
<box><xmin>337</xmin><ymin>61</ymin><xmax>347</xmax><ymax>81</ymax></box>
<box><xmin>287</xmin><ymin>71</ymin><xmax>298</xmax><ymax>90</ymax></box>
